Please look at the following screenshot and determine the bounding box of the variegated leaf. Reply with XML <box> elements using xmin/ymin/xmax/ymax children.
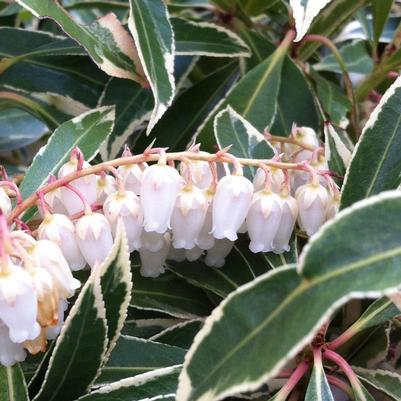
<box><xmin>0</xmin><ymin>364</ymin><xmax>29</xmax><ymax>401</ymax></box>
<box><xmin>128</xmin><ymin>0</ymin><xmax>175</xmax><ymax>134</ymax></box>
<box><xmin>15</xmin><ymin>0</ymin><xmax>146</xmax><ymax>84</ymax></box>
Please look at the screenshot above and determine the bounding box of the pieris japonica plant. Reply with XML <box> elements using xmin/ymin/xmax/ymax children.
<box><xmin>2</xmin><ymin>1</ymin><xmax>401</xmax><ymax>401</ymax></box>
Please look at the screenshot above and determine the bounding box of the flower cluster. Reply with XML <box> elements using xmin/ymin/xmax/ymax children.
<box><xmin>0</xmin><ymin>126</ymin><xmax>339</xmax><ymax>366</ymax></box>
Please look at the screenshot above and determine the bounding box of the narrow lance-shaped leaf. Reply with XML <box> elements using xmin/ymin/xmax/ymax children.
<box><xmin>99</xmin><ymin>221</ymin><xmax>132</xmax><ymax>357</ymax></box>
<box><xmin>341</xmin><ymin>76</ymin><xmax>401</xmax><ymax>209</ymax></box>
<box><xmin>355</xmin><ymin>367</ymin><xmax>401</xmax><ymax>401</ymax></box>
<box><xmin>372</xmin><ymin>0</ymin><xmax>393</xmax><ymax>47</ymax></box>
<box><xmin>0</xmin><ymin>364</ymin><xmax>29</xmax><ymax>401</ymax></box>
<box><xmin>97</xmin><ymin>335</ymin><xmax>186</xmax><ymax>383</ymax></box>
<box><xmin>172</xmin><ymin>18</ymin><xmax>250</xmax><ymax>57</ymax></box>
<box><xmin>214</xmin><ymin>106</ymin><xmax>275</xmax><ymax>179</ymax></box>
<box><xmin>79</xmin><ymin>366</ymin><xmax>180</xmax><ymax>401</ymax></box>
<box><xmin>196</xmin><ymin>40</ymin><xmax>287</xmax><ymax>147</ymax></box>
<box><xmin>19</xmin><ymin>106</ymin><xmax>115</xmax><ymax>200</ymax></box>
<box><xmin>177</xmin><ymin>192</ymin><xmax>401</xmax><ymax>401</ymax></box>
<box><xmin>290</xmin><ymin>0</ymin><xmax>333</xmax><ymax>42</ymax></box>
<box><xmin>15</xmin><ymin>0</ymin><xmax>146</xmax><ymax>84</ymax></box>
<box><xmin>128</xmin><ymin>0</ymin><xmax>175</xmax><ymax>134</ymax></box>
<box><xmin>33</xmin><ymin>274</ymin><xmax>108</xmax><ymax>401</ymax></box>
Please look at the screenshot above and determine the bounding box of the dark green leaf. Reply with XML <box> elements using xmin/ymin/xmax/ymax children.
<box><xmin>372</xmin><ymin>0</ymin><xmax>393</xmax><ymax>46</ymax></box>
<box><xmin>19</xmin><ymin>106</ymin><xmax>114</xmax><ymax>200</ymax></box>
<box><xmin>0</xmin><ymin>364</ymin><xmax>29</xmax><ymax>401</ymax></box>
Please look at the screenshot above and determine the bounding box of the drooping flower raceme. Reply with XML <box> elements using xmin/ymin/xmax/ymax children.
<box><xmin>212</xmin><ymin>175</ymin><xmax>253</xmax><ymax>241</ymax></box>
<box><xmin>140</xmin><ymin>164</ymin><xmax>181</xmax><ymax>233</ymax></box>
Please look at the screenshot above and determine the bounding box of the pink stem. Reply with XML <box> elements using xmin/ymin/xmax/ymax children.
<box><xmin>0</xmin><ymin>166</ymin><xmax>9</xmax><ymax>181</ymax></box>
<box><xmin>279</xmin><ymin>361</ymin><xmax>310</xmax><ymax>398</ymax></box>
<box><xmin>63</xmin><ymin>183</ymin><xmax>92</xmax><ymax>214</ymax></box>
<box><xmin>258</xmin><ymin>163</ymin><xmax>272</xmax><ymax>191</ymax></box>
<box><xmin>103</xmin><ymin>165</ymin><xmax>125</xmax><ymax>193</ymax></box>
<box><xmin>0</xmin><ymin>212</ymin><xmax>10</xmax><ymax>269</ymax></box>
<box><xmin>323</xmin><ymin>349</ymin><xmax>359</xmax><ymax>386</ymax></box>
<box><xmin>71</xmin><ymin>147</ymin><xmax>84</xmax><ymax>170</ymax></box>
<box><xmin>36</xmin><ymin>191</ymin><xmax>49</xmax><ymax>215</ymax></box>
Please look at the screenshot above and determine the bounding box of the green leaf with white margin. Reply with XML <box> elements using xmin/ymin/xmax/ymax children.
<box><xmin>19</xmin><ymin>106</ymin><xmax>115</xmax><ymax>200</ymax></box>
<box><xmin>324</xmin><ymin>122</ymin><xmax>353</xmax><ymax>177</ymax></box>
<box><xmin>172</xmin><ymin>18</ymin><xmax>250</xmax><ymax>57</ymax></box>
<box><xmin>214</xmin><ymin>106</ymin><xmax>275</xmax><ymax>179</ymax></box>
<box><xmin>305</xmin><ymin>351</ymin><xmax>334</xmax><ymax>401</ymax></box>
<box><xmin>15</xmin><ymin>1</ymin><xmax>146</xmax><ymax>84</ymax></box>
<box><xmin>355</xmin><ymin>367</ymin><xmax>401</xmax><ymax>401</ymax></box>
<box><xmin>150</xmin><ymin>320</ymin><xmax>203</xmax><ymax>349</ymax></box>
<box><xmin>352</xmin><ymin>381</ymin><xmax>376</xmax><ymax>401</ymax></box>
<box><xmin>314</xmin><ymin>41</ymin><xmax>373</xmax><ymax>75</ymax></box>
<box><xmin>0</xmin><ymin>364</ymin><xmax>29</xmax><ymax>401</ymax></box>
<box><xmin>99</xmin><ymin>77</ymin><xmax>153</xmax><ymax>160</ymax></box>
<box><xmin>131</xmin><ymin>270</ymin><xmax>213</xmax><ymax>319</ymax></box>
<box><xmin>290</xmin><ymin>0</ymin><xmax>333</xmax><ymax>42</ymax></box>
<box><xmin>341</xmin><ymin>76</ymin><xmax>401</xmax><ymax>209</ymax></box>
<box><xmin>33</xmin><ymin>273</ymin><xmax>108</xmax><ymax>401</ymax></box>
<box><xmin>196</xmin><ymin>41</ymin><xmax>287</xmax><ymax>145</ymax></box>
<box><xmin>80</xmin><ymin>366</ymin><xmax>180</xmax><ymax>401</ymax></box>
<box><xmin>99</xmin><ymin>221</ymin><xmax>132</xmax><ymax>357</ymax></box>
<box><xmin>128</xmin><ymin>0</ymin><xmax>175</xmax><ymax>134</ymax></box>
<box><xmin>176</xmin><ymin>192</ymin><xmax>401</xmax><ymax>401</ymax></box>
<box><xmin>97</xmin><ymin>335</ymin><xmax>186</xmax><ymax>383</ymax></box>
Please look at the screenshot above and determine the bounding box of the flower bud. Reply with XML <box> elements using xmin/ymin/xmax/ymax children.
<box><xmin>76</xmin><ymin>213</ymin><xmax>114</xmax><ymax>269</ymax></box>
<box><xmin>205</xmin><ymin>239</ymin><xmax>234</xmax><ymax>268</ymax></box>
<box><xmin>195</xmin><ymin>194</ymin><xmax>214</xmax><ymax>250</ymax></box>
<box><xmin>0</xmin><ymin>262</ymin><xmax>40</xmax><ymax>343</ymax></box>
<box><xmin>212</xmin><ymin>175</ymin><xmax>253</xmax><ymax>241</ymax></box>
<box><xmin>139</xmin><ymin>233</ymin><xmax>171</xmax><ymax>278</ymax></box>
<box><xmin>0</xmin><ymin>322</ymin><xmax>26</xmax><ymax>366</ymax></box>
<box><xmin>118</xmin><ymin>163</ymin><xmax>144</xmax><ymax>195</ymax></box>
<box><xmin>140</xmin><ymin>230</ymin><xmax>165</xmax><ymax>252</ymax></box>
<box><xmin>96</xmin><ymin>174</ymin><xmax>117</xmax><ymax>204</ymax></box>
<box><xmin>171</xmin><ymin>186</ymin><xmax>208</xmax><ymax>249</ymax></box>
<box><xmin>103</xmin><ymin>191</ymin><xmax>143</xmax><ymax>252</ymax></box>
<box><xmin>272</xmin><ymin>194</ymin><xmax>298</xmax><ymax>254</ymax></box>
<box><xmin>185</xmin><ymin>246</ymin><xmax>203</xmax><ymax>262</ymax></box>
<box><xmin>38</xmin><ymin>213</ymin><xmax>86</xmax><ymax>271</ymax></box>
<box><xmin>247</xmin><ymin>191</ymin><xmax>282</xmax><ymax>253</ymax></box>
<box><xmin>0</xmin><ymin>188</ymin><xmax>12</xmax><ymax>216</ymax></box>
<box><xmin>180</xmin><ymin>158</ymin><xmax>212</xmax><ymax>189</ymax></box>
<box><xmin>141</xmin><ymin>165</ymin><xmax>181</xmax><ymax>233</ymax></box>
<box><xmin>253</xmin><ymin>168</ymin><xmax>284</xmax><ymax>193</ymax></box>
<box><xmin>41</xmin><ymin>187</ymin><xmax>68</xmax><ymax>216</ymax></box>
<box><xmin>30</xmin><ymin>240</ymin><xmax>80</xmax><ymax>299</ymax></box>
<box><xmin>296</xmin><ymin>183</ymin><xmax>329</xmax><ymax>236</ymax></box>
<box><xmin>58</xmin><ymin>160</ymin><xmax>97</xmax><ymax>216</ymax></box>
<box><xmin>288</xmin><ymin>126</ymin><xmax>319</xmax><ymax>155</ymax></box>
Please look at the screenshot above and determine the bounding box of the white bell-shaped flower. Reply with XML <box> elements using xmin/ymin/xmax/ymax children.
<box><xmin>253</xmin><ymin>168</ymin><xmax>284</xmax><ymax>193</ymax></box>
<box><xmin>139</xmin><ymin>233</ymin><xmax>171</xmax><ymax>278</ymax></box>
<box><xmin>205</xmin><ymin>239</ymin><xmax>234</xmax><ymax>268</ymax></box>
<box><xmin>167</xmin><ymin>246</ymin><xmax>186</xmax><ymax>262</ymax></box>
<box><xmin>30</xmin><ymin>240</ymin><xmax>80</xmax><ymax>299</ymax></box>
<box><xmin>0</xmin><ymin>188</ymin><xmax>11</xmax><ymax>216</ymax></box>
<box><xmin>58</xmin><ymin>160</ymin><xmax>98</xmax><ymax>216</ymax></box>
<box><xmin>196</xmin><ymin>203</ymin><xmax>214</xmax><ymax>250</ymax></box>
<box><xmin>171</xmin><ymin>186</ymin><xmax>208</xmax><ymax>249</ymax></box>
<box><xmin>38</xmin><ymin>213</ymin><xmax>86</xmax><ymax>271</ymax></box>
<box><xmin>141</xmin><ymin>164</ymin><xmax>181</xmax><ymax>233</ymax></box>
<box><xmin>212</xmin><ymin>175</ymin><xmax>253</xmax><ymax>241</ymax></box>
<box><xmin>0</xmin><ymin>322</ymin><xmax>26</xmax><ymax>366</ymax></box>
<box><xmin>180</xmin><ymin>158</ymin><xmax>212</xmax><ymax>189</ymax></box>
<box><xmin>288</xmin><ymin>126</ymin><xmax>320</xmax><ymax>155</ymax></box>
<box><xmin>272</xmin><ymin>194</ymin><xmax>298</xmax><ymax>254</ymax></box>
<box><xmin>29</xmin><ymin>267</ymin><xmax>59</xmax><ymax>328</ymax></box>
<box><xmin>75</xmin><ymin>212</ymin><xmax>114</xmax><ymax>269</ymax></box>
<box><xmin>96</xmin><ymin>174</ymin><xmax>117</xmax><ymax>204</ymax></box>
<box><xmin>104</xmin><ymin>190</ymin><xmax>143</xmax><ymax>252</ymax></box>
<box><xmin>0</xmin><ymin>262</ymin><xmax>40</xmax><ymax>343</ymax></box>
<box><xmin>296</xmin><ymin>182</ymin><xmax>329</xmax><ymax>236</ymax></box>
<box><xmin>247</xmin><ymin>191</ymin><xmax>282</xmax><ymax>253</ymax></box>
<box><xmin>140</xmin><ymin>230</ymin><xmax>165</xmax><ymax>252</ymax></box>
<box><xmin>46</xmin><ymin>299</ymin><xmax>68</xmax><ymax>340</ymax></box>
<box><xmin>118</xmin><ymin>163</ymin><xmax>144</xmax><ymax>195</ymax></box>
<box><xmin>185</xmin><ymin>246</ymin><xmax>203</xmax><ymax>262</ymax></box>
<box><xmin>42</xmin><ymin>187</ymin><xmax>68</xmax><ymax>216</ymax></box>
